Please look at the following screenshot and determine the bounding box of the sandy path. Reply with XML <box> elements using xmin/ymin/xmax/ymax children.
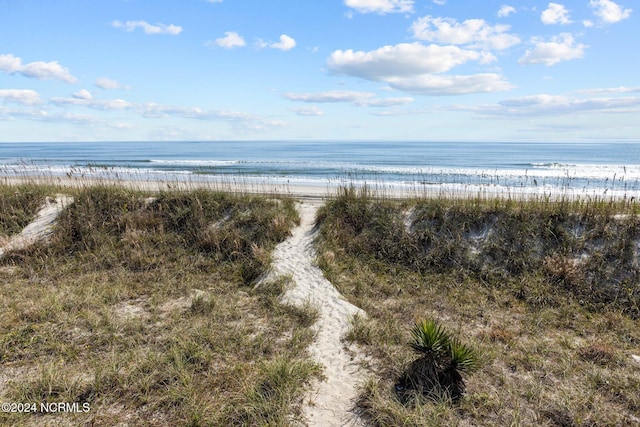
<box><xmin>0</xmin><ymin>194</ymin><xmax>74</xmax><ymax>258</ymax></box>
<box><xmin>262</xmin><ymin>201</ymin><xmax>366</xmax><ymax>427</ymax></box>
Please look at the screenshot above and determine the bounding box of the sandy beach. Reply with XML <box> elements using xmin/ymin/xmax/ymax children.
<box><xmin>5</xmin><ymin>172</ymin><xmax>635</xmax><ymax>203</ymax></box>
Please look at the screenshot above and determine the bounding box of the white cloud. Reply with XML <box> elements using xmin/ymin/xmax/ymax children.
<box><xmin>211</xmin><ymin>31</ymin><xmax>246</xmax><ymax>48</ymax></box>
<box><xmin>284</xmin><ymin>90</ymin><xmax>374</xmax><ymax>103</ymax></box>
<box><xmin>95</xmin><ymin>77</ymin><xmax>129</xmax><ymax>90</ymax></box>
<box><xmin>283</xmin><ymin>90</ymin><xmax>414</xmax><ymax>107</ymax></box>
<box><xmin>0</xmin><ymin>89</ymin><xmax>42</xmax><ymax>105</ymax></box>
<box><xmin>328</xmin><ymin>43</ymin><xmax>488</xmax><ymax>79</ymax></box>
<box><xmin>497</xmin><ymin>5</ymin><xmax>516</xmax><ymax>18</ymax></box>
<box><xmin>0</xmin><ymin>105</ymin><xmax>132</xmax><ymax>130</ymax></box>
<box><xmin>359</xmin><ymin>96</ymin><xmax>414</xmax><ymax>107</ymax></box>
<box><xmin>51</xmin><ymin>96</ymin><xmax>132</xmax><ymax>111</ymax></box>
<box><xmin>0</xmin><ymin>106</ymin><xmax>49</xmax><ymax>122</ymax></box>
<box><xmin>498</xmin><ymin>94</ymin><xmax>640</xmax><ymax>115</ymax></box>
<box><xmin>290</xmin><ymin>106</ymin><xmax>324</xmax><ymax>116</ymax></box>
<box><xmin>327</xmin><ymin>42</ymin><xmax>514</xmax><ymax>95</ymax></box>
<box><xmin>411</xmin><ymin>16</ymin><xmax>520</xmax><ymax>50</ymax></box>
<box><xmin>270</xmin><ymin>34</ymin><xmax>296</xmax><ymax>51</ymax></box>
<box><xmin>577</xmin><ymin>86</ymin><xmax>640</xmax><ymax>94</ymax></box>
<box><xmin>385</xmin><ymin>73</ymin><xmax>514</xmax><ymax>95</ymax></box>
<box><xmin>112</xmin><ymin>20</ymin><xmax>182</xmax><ymax>35</ymax></box>
<box><xmin>72</xmin><ymin>89</ymin><xmax>93</xmax><ymax>100</ymax></box>
<box><xmin>344</xmin><ymin>0</ymin><xmax>414</xmax><ymax>14</ymax></box>
<box><xmin>256</xmin><ymin>34</ymin><xmax>297</xmax><ymax>51</ymax></box>
<box><xmin>50</xmin><ymin>95</ymin><xmax>284</xmax><ymax>132</ymax></box>
<box><xmin>433</xmin><ymin>0</ymin><xmax>446</xmax><ymax>5</ymax></box>
<box><xmin>541</xmin><ymin>3</ymin><xmax>573</xmax><ymax>25</ymax></box>
<box><xmin>452</xmin><ymin>92</ymin><xmax>640</xmax><ymax>119</ymax></box>
<box><xmin>0</xmin><ymin>54</ymin><xmax>78</xmax><ymax>83</ymax></box>
<box><xmin>589</xmin><ymin>0</ymin><xmax>632</xmax><ymax>24</ymax></box>
<box><xmin>518</xmin><ymin>33</ymin><xmax>587</xmax><ymax>66</ymax></box>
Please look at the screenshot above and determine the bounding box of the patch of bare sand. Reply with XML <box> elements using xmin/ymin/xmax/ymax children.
<box><xmin>260</xmin><ymin>201</ymin><xmax>366</xmax><ymax>427</ymax></box>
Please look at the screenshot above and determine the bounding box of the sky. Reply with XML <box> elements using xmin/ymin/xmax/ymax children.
<box><xmin>0</xmin><ymin>0</ymin><xmax>637</xmax><ymax>142</ymax></box>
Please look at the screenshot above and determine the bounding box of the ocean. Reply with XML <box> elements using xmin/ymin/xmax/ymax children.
<box><xmin>1</xmin><ymin>141</ymin><xmax>640</xmax><ymax>198</ymax></box>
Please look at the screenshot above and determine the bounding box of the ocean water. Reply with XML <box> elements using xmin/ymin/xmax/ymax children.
<box><xmin>1</xmin><ymin>141</ymin><xmax>640</xmax><ymax>198</ymax></box>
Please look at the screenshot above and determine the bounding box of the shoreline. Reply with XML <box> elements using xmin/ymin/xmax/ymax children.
<box><xmin>2</xmin><ymin>174</ymin><xmax>639</xmax><ymax>203</ymax></box>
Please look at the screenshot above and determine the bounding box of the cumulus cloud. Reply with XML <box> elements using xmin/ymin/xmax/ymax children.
<box><xmin>497</xmin><ymin>5</ymin><xmax>516</xmax><ymax>17</ymax></box>
<box><xmin>283</xmin><ymin>90</ymin><xmax>413</xmax><ymax>106</ymax></box>
<box><xmin>0</xmin><ymin>54</ymin><xmax>78</xmax><ymax>83</ymax></box>
<box><xmin>256</xmin><ymin>34</ymin><xmax>297</xmax><ymax>51</ymax></box>
<box><xmin>72</xmin><ymin>89</ymin><xmax>93</xmax><ymax>100</ymax></box>
<box><xmin>210</xmin><ymin>31</ymin><xmax>246</xmax><ymax>48</ymax></box>
<box><xmin>344</xmin><ymin>0</ymin><xmax>414</xmax><ymax>14</ymax></box>
<box><xmin>0</xmin><ymin>89</ymin><xmax>42</xmax><ymax>105</ymax></box>
<box><xmin>112</xmin><ymin>20</ymin><xmax>182</xmax><ymax>35</ymax></box>
<box><xmin>541</xmin><ymin>3</ymin><xmax>573</xmax><ymax>25</ymax></box>
<box><xmin>270</xmin><ymin>34</ymin><xmax>296</xmax><ymax>51</ymax></box>
<box><xmin>326</xmin><ymin>42</ymin><xmax>512</xmax><ymax>95</ymax></box>
<box><xmin>95</xmin><ymin>77</ymin><xmax>129</xmax><ymax>90</ymax></box>
<box><xmin>589</xmin><ymin>0</ymin><xmax>632</xmax><ymax>23</ymax></box>
<box><xmin>518</xmin><ymin>33</ymin><xmax>587</xmax><ymax>66</ymax></box>
<box><xmin>328</xmin><ymin>43</ymin><xmax>489</xmax><ymax>79</ymax></box>
<box><xmin>411</xmin><ymin>16</ymin><xmax>520</xmax><ymax>50</ymax></box>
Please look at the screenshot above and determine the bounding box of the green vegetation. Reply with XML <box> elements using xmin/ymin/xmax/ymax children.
<box><xmin>318</xmin><ymin>186</ymin><xmax>640</xmax><ymax>426</ymax></box>
<box><xmin>0</xmin><ymin>184</ymin><xmax>319</xmax><ymax>426</ymax></box>
<box><xmin>0</xmin><ymin>184</ymin><xmax>53</xmax><ymax>236</ymax></box>
<box><xmin>397</xmin><ymin>319</ymin><xmax>478</xmax><ymax>404</ymax></box>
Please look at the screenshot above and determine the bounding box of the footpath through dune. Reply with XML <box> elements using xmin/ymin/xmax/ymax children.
<box><xmin>0</xmin><ymin>194</ymin><xmax>74</xmax><ymax>258</ymax></box>
<box><xmin>261</xmin><ymin>201</ymin><xmax>366</xmax><ymax>427</ymax></box>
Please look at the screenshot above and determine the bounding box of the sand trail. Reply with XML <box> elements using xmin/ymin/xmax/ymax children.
<box><xmin>262</xmin><ymin>201</ymin><xmax>366</xmax><ymax>427</ymax></box>
<box><xmin>0</xmin><ymin>194</ymin><xmax>74</xmax><ymax>258</ymax></box>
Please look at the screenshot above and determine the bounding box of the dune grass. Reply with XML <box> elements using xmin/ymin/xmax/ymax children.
<box><xmin>0</xmin><ymin>184</ymin><xmax>320</xmax><ymax>426</ymax></box>
<box><xmin>0</xmin><ymin>184</ymin><xmax>54</xmax><ymax>237</ymax></box>
<box><xmin>316</xmin><ymin>186</ymin><xmax>640</xmax><ymax>426</ymax></box>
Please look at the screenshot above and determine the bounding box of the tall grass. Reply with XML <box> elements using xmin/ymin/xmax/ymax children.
<box><xmin>316</xmin><ymin>186</ymin><xmax>640</xmax><ymax>426</ymax></box>
<box><xmin>318</xmin><ymin>186</ymin><xmax>640</xmax><ymax>316</ymax></box>
<box><xmin>0</xmin><ymin>184</ymin><xmax>319</xmax><ymax>426</ymax></box>
<box><xmin>0</xmin><ymin>184</ymin><xmax>54</xmax><ymax>236</ymax></box>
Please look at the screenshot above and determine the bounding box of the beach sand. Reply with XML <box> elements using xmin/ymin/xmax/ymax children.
<box><xmin>258</xmin><ymin>201</ymin><xmax>367</xmax><ymax>426</ymax></box>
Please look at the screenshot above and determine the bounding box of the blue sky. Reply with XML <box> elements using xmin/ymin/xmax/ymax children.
<box><xmin>0</xmin><ymin>0</ymin><xmax>637</xmax><ymax>142</ymax></box>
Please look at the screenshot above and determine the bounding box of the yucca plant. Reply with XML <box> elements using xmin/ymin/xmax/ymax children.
<box><xmin>397</xmin><ymin>319</ymin><xmax>478</xmax><ymax>403</ymax></box>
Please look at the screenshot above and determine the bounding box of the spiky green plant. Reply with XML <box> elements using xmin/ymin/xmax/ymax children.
<box><xmin>398</xmin><ymin>319</ymin><xmax>478</xmax><ymax>403</ymax></box>
<box><xmin>410</xmin><ymin>319</ymin><xmax>450</xmax><ymax>356</ymax></box>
